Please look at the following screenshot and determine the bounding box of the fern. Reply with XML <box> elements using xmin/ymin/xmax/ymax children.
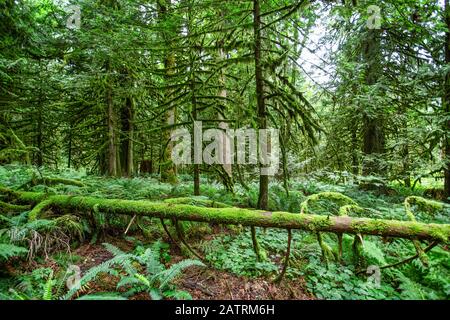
<box><xmin>67</xmin><ymin>241</ymin><xmax>204</xmax><ymax>300</ymax></box>
<box><xmin>0</xmin><ymin>243</ymin><xmax>28</xmax><ymax>260</ymax></box>
<box><xmin>103</xmin><ymin>243</ymin><xmax>138</xmax><ymax>275</ymax></box>
<box><xmin>140</xmin><ymin>247</ymin><xmax>164</xmax><ymax>275</ymax></box>
<box><xmin>42</xmin><ymin>272</ymin><xmax>54</xmax><ymax>300</ymax></box>
<box><xmin>76</xmin><ymin>293</ymin><xmax>127</xmax><ymax>300</ymax></box>
<box><xmin>134</xmin><ymin>273</ymin><xmax>151</xmax><ymax>287</ymax></box>
<box><xmin>64</xmin><ymin>253</ymin><xmax>133</xmax><ymax>300</ymax></box>
<box><xmin>159</xmin><ymin>259</ymin><xmax>205</xmax><ymax>290</ymax></box>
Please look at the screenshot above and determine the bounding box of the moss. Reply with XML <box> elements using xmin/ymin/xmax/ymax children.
<box><xmin>18</xmin><ymin>192</ymin><xmax>49</xmax><ymax>203</ymax></box>
<box><xmin>300</xmin><ymin>192</ymin><xmax>359</xmax><ymax>214</ymax></box>
<box><xmin>20</xmin><ymin>177</ymin><xmax>85</xmax><ymax>189</ymax></box>
<box><xmin>0</xmin><ymin>186</ymin><xmax>20</xmax><ymax>200</ymax></box>
<box><xmin>28</xmin><ymin>199</ymin><xmax>53</xmax><ymax>221</ymax></box>
<box><xmin>0</xmin><ymin>200</ymin><xmax>30</xmax><ymax>212</ymax></box>
<box><xmin>339</xmin><ymin>204</ymin><xmax>365</xmax><ymax>217</ymax></box>
<box><xmin>41</xmin><ymin>177</ymin><xmax>85</xmax><ymax>188</ymax></box>
<box><xmin>9</xmin><ymin>191</ymin><xmax>450</xmax><ymax>243</ymax></box>
<box><xmin>163</xmin><ymin>197</ymin><xmax>230</xmax><ymax>208</ymax></box>
<box><xmin>316</xmin><ymin>232</ymin><xmax>335</xmax><ymax>262</ymax></box>
<box><xmin>306</xmin><ymin>216</ymin><xmax>334</xmax><ymax>232</ymax></box>
<box><xmin>407</xmin><ymin>223</ymin><xmax>422</xmax><ymax>235</ymax></box>
<box><xmin>429</xmin><ymin>228</ymin><xmax>448</xmax><ymax>242</ymax></box>
<box><xmin>250</xmin><ymin>226</ymin><xmax>267</xmax><ymax>261</ymax></box>
<box><xmin>404</xmin><ymin>196</ymin><xmax>446</xmax><ymax>222</ymax></box>
<box><xmin>350</xmin><ymin>220</ymin><xmax>389</xmax><ymax>234</ymax></box>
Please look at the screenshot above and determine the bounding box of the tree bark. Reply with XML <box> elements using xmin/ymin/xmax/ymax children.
<box><xmin>120</xmin><ymin>96</ymin><xmax>134</xmax><ymax>177</ymax></box>
<box><xmin>106</xmin><ymin>67</ymin><xmax>117</xmax><ymax>177</ymax></box>
<box><xmin>217</xmin><ymin>24</ymin><xmax>232</xmax><ymax>179</ymax></box>
<box><xmin>361</xmin><ymin>28</ymin><xmax>385</xmax><ymax>176</ymax></box>
<box><xmin>159</xmin><ymin>0</ymin><xmax>177</xmax><ymax>184</ymax></box>
<box><xmin>444</xmin><ymin>0</ymin><xmax>450</xmax><ymax>202</ymax></box>
<box><xmin>254</xmin><ymin>0</ymin><xmax>268</xmax><ymax>211</ymax></box>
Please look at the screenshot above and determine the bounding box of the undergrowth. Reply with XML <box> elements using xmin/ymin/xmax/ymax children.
<box><xmin>0</xmin><ymin>165</ymin><xmax>449</xmax><ymax>300</ymax></box>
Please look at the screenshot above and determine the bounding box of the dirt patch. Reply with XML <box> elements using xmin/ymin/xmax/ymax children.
<box><xmin>176</xmin><ymin>267</ymin><xmax>314</xmax><ymax>300</ymax></box>
<box><xmin>57</xmin><ymin>237</ymin><xmax>315</xmax><ymax>300</ymax></box>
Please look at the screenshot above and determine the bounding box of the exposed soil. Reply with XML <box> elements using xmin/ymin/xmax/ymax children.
<box><xmin>176</xmin><ymin>267</ymin><xmax>314</xmax><ymax>300</ymax></box>
<box><xmin>66</xmin><ymin>236</ymin><xmax>314</xmax><ymax>300</ymax></box>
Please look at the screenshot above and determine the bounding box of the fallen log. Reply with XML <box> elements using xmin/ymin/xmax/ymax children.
<box><xmin>9</xmin><ymin>191</ymin><xmax>450</xmax><ymax>243</ymax></box>
<box><xmin>19</xmin><ymin>177</ymin><xmax>86</xmax><ymax>189</ymax></box>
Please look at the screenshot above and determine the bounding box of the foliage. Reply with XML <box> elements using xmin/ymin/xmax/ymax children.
<box><xmin>65</xmin><ymin>241</ymin><xmax>204</xmax><ymax>300</ymax></box>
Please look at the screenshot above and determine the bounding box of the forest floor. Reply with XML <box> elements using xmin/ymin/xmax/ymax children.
<box><xmin>76</xmin><ymin>235</ymin><xmax>313</xmax><ymax>300</ymax></box>
<box><xmin>13</xmin><ymin>234</ymin><xmax>313</xmax><ymax>300</ymax></box>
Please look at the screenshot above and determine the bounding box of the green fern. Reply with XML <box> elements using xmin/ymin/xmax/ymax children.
<box><xmin>76</xmin><ymin>293</ymin><xmax>127</xmax><ymax>300</ymax></box>
<box><xmin>0</xmin><ymin>243</ymin><xmax>28</xmax><ymax>260</ymax></box>
<box><xmin>159</xmin><ymin>259</ymin><xmax>205</xmax><ymax>290</ymax></box>
<box><xmin>67</xmin><ymin>241</ymin><xmax>204</xmax><ymax>300</ymax></box>
<box><xmin>63</xmin><ymin>253</ymin><xmax>132</xmax><ymax>300</ymax></box>
<box><xmin>42</xmin><ymin>271</ymin><xmax>54</xmax><ymax>300</ymax></box>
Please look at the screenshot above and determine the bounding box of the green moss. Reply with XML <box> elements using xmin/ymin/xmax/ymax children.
<box><xmin>28</xmin><ymin>199</ymin><xmax>53</xmax><ymax>221</ymax></box>
<box><xmin>19</xmin><ymin>192</ymin><xmax>49</xmax><ymax>203</ymax></box>
<box><xmin>0</xmin><ymin>200</ymin><xmax>30</xmax><ymax>212</ymax></box>
<box><xmin>0</xmin><ymin>186</ymin><xmax>20</xmax><ymax>200</ymax></box>
<box><xmin>407</xmin><ymin>222</ymin><xmax>422</xmax><ymax>234</ymax></box>
<box><xmin>339</xmin><ymin>205</ymin><xmax>365</xmax><ymax>217</ymax></box>
<box><xmin>41</xmin><ymin>177</ymin><xmax>85</xmax><ymax>187</ymax></box>
<box><xmin>306</xmin><ymin>216</ymin><xmax>334</xmax><ymax>232</ymax></box>
<box><xmin>350</xmin><ymin>220</ymin><xmax>389</xmax><ymax>234</ymax></box>
<box><xmin>404</xmin><ymin>196</ymin><xmax>446</xmax><ymax>222</ymax></box>
<box><xmin>300</xmin><ymin>192</ymin><xmax>359</xmax><ymax>215</ymax></box>
<box><xmin>316</xmin><ymin>232</ymin><xmax>335</xmax><ymax>262</ymax></box>
<box><xmin>429</xmin><ymin>228</ymin><xmax>448</xmax><ymax>242</ymax></box>
<box><xmin>8</xmin><ymin>191</ymin><xmax>450</xmax><ymax>243</ymax></box>
<box><xmin>163</xmin><ymin>197</ymin><xmax>230</xmax><ymax>208</ymax></box>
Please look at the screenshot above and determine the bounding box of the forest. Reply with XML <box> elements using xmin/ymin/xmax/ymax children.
<box><xmin>0</xmin><ymin>0</ymin><xmax>450</xmax><ymax>302</ymax></box>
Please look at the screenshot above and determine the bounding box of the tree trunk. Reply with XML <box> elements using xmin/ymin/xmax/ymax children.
<box><xmin>217</xmin><ymin>27</ymin><xmax>232</xmax><ymax>179</ymax></box>
<box><xmin>351</xmin><ymin>129</ymin><xmax>359</xmax><ymax>175</ymax></box>
<box><xmin>191</xmin><ymin>71</ymin><xmax>200</xmax><ymax>196</ymax></box>
<box><xmin>36</xmin><ymin>104</ymin><xmax>43</xmax><ymax>167</ymax></box>
<box><xmin>254</xmin><ymin>0</ymin><xmax>268</xmax><ymax>211</ymax></box>
<box><xmin>159</xmin><ymin>0</ymin><xmax>177</xmax><ymax>184</ymax></box>
<box><xmin>192</xmin><ymin>80</ymin><xmax>200</xmax><ymax>196</ymax></box>
<box><xmin>444</xmin><ymin>0</ymin><xmax>450</xmax><ymax>202</ymax></box>
<box><xmin>361</xmin><ymin>28</ymin><xmax>385</xmax><ymax>176</ymax></box>
<box><xmin>120</xmin><ymin>96</ymin><xmax>134</xmax><ymax>177</ymax></box>
<box><xmin>15</xmin><ymin>191</ymin><xmax>450</xmax><ymax>243</ymax></box>
<box><xmin>106</xmin><ymin>76</ymin><xmax>117</xmax><ymax>177</ymax></box>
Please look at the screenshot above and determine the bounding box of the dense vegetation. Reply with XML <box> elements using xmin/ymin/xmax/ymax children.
<box><xmin>1</xmin><ymin>0</ymin><xmax>450</xmax><ymax>300</ymax></box>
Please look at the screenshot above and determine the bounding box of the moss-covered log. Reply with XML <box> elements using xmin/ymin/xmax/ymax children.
<box><xmin>0</xmin><ymin>200</ymin><xmax>30</xmax><ymax>212</ymax></box>
<box><xmin>8</xmin><ymin>191</ymin><xmax>450</xmax><ymax>243</ymax></box>
<box><xmin>19</xmin><ymin>177</ymin><xmax>85</xmax><ymax>189</ymax></box>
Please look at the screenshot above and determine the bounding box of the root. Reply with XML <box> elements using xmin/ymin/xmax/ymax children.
<box><xmin>316</xmin><ymin>232</ymin><xmax>335</xmax><ymax>263</ymax></box>
<box><xmin>159</xmin><ymin>218</ymin><xmax>181</xmax><ymax>250</ymax></box>
<box><xmin>274</xmin><ymin>229</ymin><xmax>292</xmax><ymax>283</ymax></box>
<box><xmin>19</xmin><ymin>177</ymin><xmax>85</xmax><ymax>190</ymax></box>
<box><xmin>352</xmin><ymin>234</ymin><xmax>364</xmax><ymax>267</ymax></box>
<box><xmin>251</xmin><ymin>226</ymin><xmax>266</xmax><ymax>261</ymax></box>
<box><xmin>173</xmin><ymin>219</ymin><xmax>206</xmax><ymax>262</ymax></box>
<box><xmin>403</xmin><ymin>196</ymin><xmax>444</xmax><ymax>267</ymax></box>
<box><xmin>300</xmin><ymin>192</ymin><xmax>358</xmax><ymax>215</ymax></box>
